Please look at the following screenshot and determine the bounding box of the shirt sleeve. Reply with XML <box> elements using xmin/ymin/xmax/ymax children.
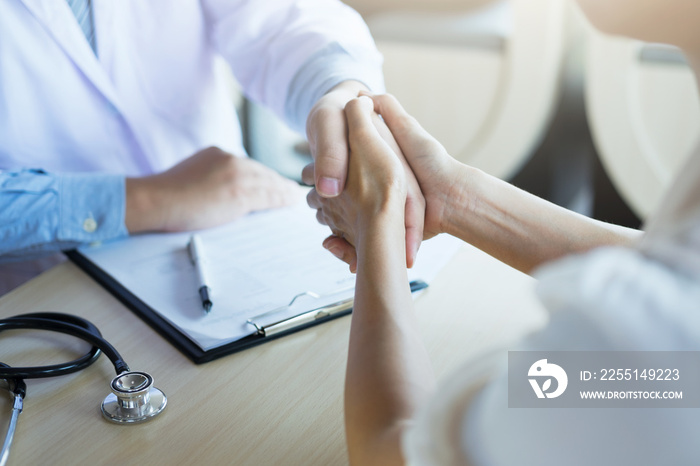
<box><xmin>201</xmin><ymin>0</ymin><xmax>384</xmax><ymax>133</ymax></box>
<box><xmin>0</xmin><ymin>169</ymin><xmax>129</xmax><ymax>262</ymax></box>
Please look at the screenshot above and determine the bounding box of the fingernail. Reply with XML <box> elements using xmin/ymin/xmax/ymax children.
<box><xmin>328</xmin><ymin>247</ymin><xmax>344</xmax><ymax>260</ymax></box>
<box><xmin>408</xmin><ymin>242</ymin><xmax>420</xmax><ymax>269</ymax></box>
<box><xmin>318</xmin><ymin>177</ymin><xmax>340</xmax><ymax>196</ymax></box>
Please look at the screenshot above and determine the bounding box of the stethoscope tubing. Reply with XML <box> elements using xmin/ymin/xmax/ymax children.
<box><xmin>0</xmin><ymin>313</ymin><xmax>128</xmax><ymax>466</ymax></box>
<box><xmin>0</xmin><ymin>313</ymin><xmax>129</xmax><ymax>378</ymax></box>
<box><xmin>0</xmin><ymin>313</ymin><xmax>162</xmax><ymax>465</ymax></box>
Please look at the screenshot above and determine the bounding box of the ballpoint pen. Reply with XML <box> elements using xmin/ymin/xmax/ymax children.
<box><xmin>187</xmin><ymin>234</ymin><xmax>213</xmax><ymax>313</ymax></box>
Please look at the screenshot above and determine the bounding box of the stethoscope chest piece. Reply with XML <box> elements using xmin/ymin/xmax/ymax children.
<box><xmin>101</xmin><ymin>371</ymin><xmax>167</xmax><ymax>424</ymax></box>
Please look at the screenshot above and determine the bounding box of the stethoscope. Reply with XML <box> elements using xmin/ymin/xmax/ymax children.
<box><xmin>0</xmin><ymin>313</ymin><xmax>167</xmax><ymax>466</ymax></box>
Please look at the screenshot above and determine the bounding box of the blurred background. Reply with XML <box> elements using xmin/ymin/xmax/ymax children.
<box><xmin>238</xmin><ymin>0</ymin><xmax>700</xmax><ymax>229</ymax></box>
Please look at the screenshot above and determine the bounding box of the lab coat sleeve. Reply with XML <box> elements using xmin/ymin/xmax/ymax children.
<box><xmin>284</xmin><ymin>41</ymin><xmax>386</xmax><ymax>134</ymax></box>
<box><xmin>0</xmin><ymin>169</ymin><xmax>128</xmax><ymax>262</ymax></box>
<box><xmin>200</xmin><ymin>0</ymin><xmax>385</xmax><ymax>133</ymax></box>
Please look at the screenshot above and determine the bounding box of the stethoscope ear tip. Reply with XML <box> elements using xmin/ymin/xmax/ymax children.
<box><xmin>101</xmin><ymin>371</ymin><xmax>167</xmax><ymax>424</ymax></box>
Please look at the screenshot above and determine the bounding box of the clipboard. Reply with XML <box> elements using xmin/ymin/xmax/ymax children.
<box><xmin>65</xmin><ymin>203</ymin><xmax>460</xmax><ymax>364</ymax></box>
<box><xmin>68</xmin><ymin>246</ymin><xmax>427</xmax><ymax>364</ymax></box>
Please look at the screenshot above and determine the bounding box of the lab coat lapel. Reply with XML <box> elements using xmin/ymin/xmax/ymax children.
<box><xmin>18</xmin><ymin>0</ymin><xmax>122</xmax><ymax>110</ymax></box>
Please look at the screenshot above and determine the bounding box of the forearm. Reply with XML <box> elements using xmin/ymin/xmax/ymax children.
<box><xmin>345</xmin><ymin>208</ymin><xmax>435</xmax><ymax>466</ymax></box>
<box><xmin>444</xmin><ymin>165</ymin><xmax>642</xmax><ymax>274</ymax></box>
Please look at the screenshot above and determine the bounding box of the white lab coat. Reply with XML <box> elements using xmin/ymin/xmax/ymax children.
<box><xmin>0</xmin><ymin>0</ymin><xmax>380</xmax><ymax>176</ymax></box>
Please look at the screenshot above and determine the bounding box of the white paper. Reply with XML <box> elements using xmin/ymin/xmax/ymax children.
<box><xmin>79</xmin><ymin>201</ymin><xmax>461</xmax><ymax>350</ymax></box>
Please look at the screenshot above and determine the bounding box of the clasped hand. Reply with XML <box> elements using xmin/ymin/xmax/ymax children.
<box><xmin>306</xmin><ymin>92</ymin><xmax>460</xmax><ymax>272</ymax></box>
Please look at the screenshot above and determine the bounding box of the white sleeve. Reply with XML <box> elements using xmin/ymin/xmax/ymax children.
<box><xmin>200</xmin><ymin>0</ymin><xmax>384</xmax><ymax>132</ymax></box>
<box><xmin>404</xmin><ymin>247</ymin><xmax>700</xmax><ymax>466</ymax></box>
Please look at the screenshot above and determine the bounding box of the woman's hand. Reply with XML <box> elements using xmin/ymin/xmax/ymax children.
<box><xmin>363</xmin><ymin>94</ymin><xmax>643</xmax><ymax>274</ymax></box>
<box><xmin>365</xmin><ymin>93</ymin><xmax>464</xmax><ymax>240</ymax></box>
<box><xmin>305</xmin><ymin>81</ymin><xmax>426</xmax><ymax>269</ymax></box>
<box><xmin>309</xmin><ymin>92</ymin><xmax>465</xmax><ymax>270</ymax></box>
<box><xmin>330</xmin><ymin>99</ymin><xmax>435</xmax><ymax>466</ymax></box>
<box><xmin>307</xmin><ymin>96</ymin><xmax>408</xmax><ymax>272</ymax></box>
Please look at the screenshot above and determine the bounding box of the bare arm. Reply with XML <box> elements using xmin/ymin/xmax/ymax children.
<box><xmin>364</xmin><ymin>94</ymin><xmax>641</xmax><ymax>275</ymax></box>
<box><xmin>320</xmin><ymin>97</ymin><xmax>435</xmax><ymax>465</ymax></box>
<box><xmin>346</xmin><ymin>204</ymin><xmax>434</xmax><ymax>466</ymax></box>
<box><xmin>442</xmin><ymin>163</ymin><xmax>642</xmax><ymax>274</ymax></box>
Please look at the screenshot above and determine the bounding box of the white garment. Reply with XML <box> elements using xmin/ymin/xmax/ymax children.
<box><xmin>0</xmin><ymin>0</ymin><xmax>383</xmax><ymax>296</ymax></box>
<box><xmin>403</xmin><ymin>146</ymin><xmax>700</xmax><ymax>466</ymax></box>
<box><xmin>0</xmin><ymin>0</ymin><xmax>382</xmax><ymax>176</ymax></box>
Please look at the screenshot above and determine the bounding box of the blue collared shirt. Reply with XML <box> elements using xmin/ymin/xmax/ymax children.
<box><xmin>0</xmin><ymin>169</ymin><xmax>127</xmax><ymax>262</ymax></box>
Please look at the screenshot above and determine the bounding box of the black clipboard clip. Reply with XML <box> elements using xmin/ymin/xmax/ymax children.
<box><xmin>246</xmin><ymin>280</ymin><xmax>429</xmax><ymax>337</ymax></box>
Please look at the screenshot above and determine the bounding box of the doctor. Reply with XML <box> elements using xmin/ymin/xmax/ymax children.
<box><xmin>0</xmin><ymin>0</ymin><xmax>426</xmax><ymax>293</ymax></box>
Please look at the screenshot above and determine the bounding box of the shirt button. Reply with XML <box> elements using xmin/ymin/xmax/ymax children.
<box><xmin>83</xmin><ymin>217</ymin><xmax>98</xmax><ymax>233</ymax></box>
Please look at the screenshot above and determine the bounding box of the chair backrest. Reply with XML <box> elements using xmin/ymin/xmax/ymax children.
<box><xmin>585</xmin><ymin>32</ymin><xmax>700</xmax><ymax>219</ymax></box>
<box><xmin>366</xmin><ymin>0</ymin><xmax>569</xmax><ymax>180</ymax></box>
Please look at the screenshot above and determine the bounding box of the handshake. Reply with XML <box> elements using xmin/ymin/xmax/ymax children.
<box><xmin>303</xmin><ymin>90</ymin><xmax>639</xmax><ymax>276</ymax></box>
<box><xmin>304</xmin><ymin>92</ymin><xmax>463</xmax><ymax>274</ymax></box>
<box><xmin>126</xmin><ymin>82</ymin><xmax>633</xmax><ymax>277</ymax></box>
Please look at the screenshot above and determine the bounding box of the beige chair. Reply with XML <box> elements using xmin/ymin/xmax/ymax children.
<box><xmin>585</xmin><ymin>33</ymin><xmax>700</xmax><ymax>219</ymax></box>
<box><xmin>365</xmin><ymin>0</ymin><xmax>570</xmax><ymax>180</ymax></box>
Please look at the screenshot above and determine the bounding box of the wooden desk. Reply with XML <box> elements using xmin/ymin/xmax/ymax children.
<box><xmin>0</xmin><ymin>244</ymin><xmax>546</xmax><ymax>465</ymax></box>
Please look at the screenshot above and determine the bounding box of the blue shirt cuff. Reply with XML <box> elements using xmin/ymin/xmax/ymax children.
<box><xmin>0</xmin><ymin>169</ymin><xmax>128</xmax><ymax>261</ymax></box>
<box><xmin>58</xmin><ymin>173</ymin><xmax>129</xmax><ymax>244</ymax></box>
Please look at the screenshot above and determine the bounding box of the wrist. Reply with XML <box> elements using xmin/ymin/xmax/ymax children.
<box><xmin>355</xmin><ymin>193</ymin><xmax>406</xmax><ymax>247</ymax></box>
<box><xmin>125</xmin><ymin>177</ymin><xmax>164</xmax><ymax>233</ymax></box>
<box><xmin>440</xmin><ymin>162</ymin><xmax>483</xmax><ymax>238</ymax></box>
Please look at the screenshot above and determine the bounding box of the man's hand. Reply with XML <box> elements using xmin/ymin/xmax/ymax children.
<box><xmin>125</xmin><ymin>146</ymin><xmax>303</xmax><ymax>233</ymax></box>
<box><xmin>304</xmin><ymin>81</ymin><xmax>426</xmax><ymax>268</ymax></box>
